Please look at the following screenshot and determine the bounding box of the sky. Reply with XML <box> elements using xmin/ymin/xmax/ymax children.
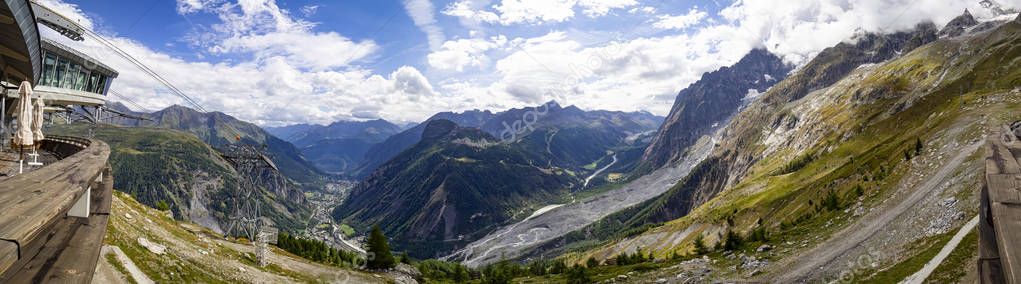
<box><xmin>38</xmin><ymin>0</ymin><xmax>1020</xmax><ymax>126</ymax></box>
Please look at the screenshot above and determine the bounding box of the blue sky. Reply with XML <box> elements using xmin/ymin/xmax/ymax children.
<box><xmin>40</xmin><ymin>0</ymin><xmax>1010</xmax><ymax>126</ymax></box>
<box><xmin>71</xmin><ymin>1</ymin><xmax>726</xmax><ymax>75</ymax></box>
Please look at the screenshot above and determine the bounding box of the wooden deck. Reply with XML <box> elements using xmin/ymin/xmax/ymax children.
<box><xmin>0</xmin><ymin>136</ymin><xmax>112</xmax><ymax>283</ymax></box>
<box><xmin>981</xmin><ymin>125</ymin><xmax>1021</xmax><ymax>284</ymax></box>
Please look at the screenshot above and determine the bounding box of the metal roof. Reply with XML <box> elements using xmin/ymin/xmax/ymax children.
<box><xmin>40</xmin><ymin>37</ymin><xmax>118</xmax><ymax>78</ymax></box>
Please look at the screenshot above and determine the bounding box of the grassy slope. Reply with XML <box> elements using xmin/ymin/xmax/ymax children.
<box><xmin>103</xmin><ymin>191</ymin><xmax>384</xmax><ymax>283</ymax></box>
<box><xmin>563</xmin><ymin>20</ymin><xmax>1021</xmax><ymax>281</ymax></box>
<box><xmin>49</xmin><ymin>124</ymin><xmax>311</xmax><ymax>233</ymax></box>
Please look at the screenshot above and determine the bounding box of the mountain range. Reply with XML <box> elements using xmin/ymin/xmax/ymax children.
<box><xmin>86</xmin><ymin>9</ymin><xmax>1021</xmax><ymax>283</ymax></box>
<box><xmin>266</xmin><ymin>119</ymin><xmax>405</xmax><ymax>174</ymax></box>
<box><xmin>333</xmin><ymin>102</ymin><xmax>664</xmax><ymax>257</ymax></box>
<box><xmin>527</xmin><ymin>10</ymin><xmax>1021</xmax><ymax>282</ymax></box>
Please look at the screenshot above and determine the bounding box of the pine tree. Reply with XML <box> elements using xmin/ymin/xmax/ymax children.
<box><xmin>366</xmin><ymin>225</ymin><xmax>397</xmax><ymax>270</ymax></box>
<box><xmin>693</xmin><ymin>234</ymin><xmax>708</xmax><ymax>255</ymax></box>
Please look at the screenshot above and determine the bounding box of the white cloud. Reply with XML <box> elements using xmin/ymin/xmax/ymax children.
<box><xmin>300</xmin><ymin>5</ymin><xmax>319</xmax><ymax>17</ymax></box>
<box><xmin>437</xmin><ymin>0</ymin><xmax>1000</xmax><ymax>116</ymax></box>
<box><xmin>179</xmin><ymin>0</ymin><xmax>378</xmax><ymax>70</ymax></box>
<box><xmin>216</xmin><ymin>31</ymin><xmax>377</xmax><ymax>70</ymax></box>
<box><xmin>443</xmin><ymin>0</ymin><xmax>637</xmax><ymax>26</ymax></box>
<box><xmin>176</xmin><ymin>0</ymin><xmax>223</xmax><ymax>15</ymax></box>
<box><xmin>35</xmin><ymin>0</ymin><xmax>95</xmax><ymax>29</ymax></box>
<box><xmin>403</xmin><ymin>0</ymin><xmax>446</xmax><ymax>50</ymax></box>
<box><xmin>578</xmin><ymin>0</ymin><xmax>638</xmax><ymax>17</ymax></box>
<box><xmin>427</xmin><ymin>35</ymin><xmax>508</xmax><ymax>71</ymax></box>
<box><xmin>653</xmin><ymin>8</ymin><xmax>708</xmax><ymax>30</ymax></box>
<box><xmin>37</xmin><ymin>0</ymin><xmax>456</xmax><ymax>125</ymax></box>
<box><xmin>717</xmin><ymin>0</ymin><xmax>997</xmax><ymax>64</ymax></box>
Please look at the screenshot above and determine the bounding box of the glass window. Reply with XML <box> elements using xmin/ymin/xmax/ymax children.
<box><xmin>43</xmin><ymin>53</ymin><xmax>57</xmax><ymax>86</ymax></box>
<box><xmin>63</xmin><ymin>63</ymin><xmax>79</xmax><ymax>89</ymax></box>
<box><xmin>76</xmin><ymin>68</ymin><xmax>88</xmax><ymax>91</ymax></box>
<box><xmin>86</xmin><ymin>73</ymin><xmax>98</xmax><ymax>93</ymax></box>
<box><xmin>96</xmin><ymin>76</ymin><xmax>107</xmax><ymax>94</ymax></box>
<box><xmin>55</xmin><ymin>57</ymin><xmax>69</xmax><ymax>89</ymax></box>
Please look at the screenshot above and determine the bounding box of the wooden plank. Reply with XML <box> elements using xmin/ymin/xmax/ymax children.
<box><xmin>987</xmin><ymin>134</ymin><xmax>1021</xmax><ymax>175</ymax></box>
<box><xmin>0</xmin><ymin>141</ymin><xmax>109</xmax><ymax>246</ymax></box>
<box><xmin>986</xmin><ymin>174</ymin><xmax>1021</xmax><ymax>204</ymax></box>
<box><xmin>26</xmin><ymin>215</ymin><xmax>109</xmax><ymax>284</ymax></box>
<box><xmin>0</xmin><ymin>161</ymin><xmax>113</xmax><ymax>283</ymax></box>
<box><xmin>0</xmin><ymin>216</ymin><xmax>81</xmax><ymax>283</ymax></box>
<box><xmin>0</xmin><ymin>242</ymin><xmax>16</xmax><ymax>276</ymax></box>
<box><xmin>991</xmin><ymin>202</ymin><xmax>1021</xmax><ymax>284</ymax></box>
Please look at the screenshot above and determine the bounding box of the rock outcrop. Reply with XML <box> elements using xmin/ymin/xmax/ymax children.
<box><xmin>938</xmin><ymin>9</ymin><xmax>979</xmax><ymax>38</ymax></box>
<box><xmin>640</xmin><ymin>49</ymin><xmax>792</xmax><ymax>170</ymax></box>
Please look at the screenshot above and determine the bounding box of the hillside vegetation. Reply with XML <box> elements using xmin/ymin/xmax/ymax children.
<box><xmin>49</xmin><ymin>124</ymin><xmax>311</xmax><ymax>234</ymax></box>
<box><xmin>94</xmin><ymin>191</ymin><xmax>385</xmax><ymax>283</ymax></box>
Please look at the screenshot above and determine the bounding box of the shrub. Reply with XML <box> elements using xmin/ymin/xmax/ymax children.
<box><xmin>566</xmin><ymin>265</ymin><xmax>591</xmax><ymax>284</ymax></box>
<box><xmin>156</xmin><ymin>200</ymin><xmax>170</xmax><ymax>211</ymax></box>
<box><xmin>822</xmin><ymin>190</ymin><xmax>841</xmax><ymax>211</ymax></box>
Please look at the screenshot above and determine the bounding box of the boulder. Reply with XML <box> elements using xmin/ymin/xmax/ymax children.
<box><xmin>137</xmin><ymin>237</ymin><xmax>166</xmax><ymax>255</ymax></box>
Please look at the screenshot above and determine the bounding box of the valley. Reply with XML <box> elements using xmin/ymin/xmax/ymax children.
<box><xmin>8</xmin><ymin>1</ymin><xmax>1021</xmax><ymax>283</ymax></box>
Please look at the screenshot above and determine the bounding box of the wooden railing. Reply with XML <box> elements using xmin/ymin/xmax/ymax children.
<box><xmin>0</xmin><ymin>136</ymin><xmax>112</xmax><ymax>283</ymax></box>
<box><xmin>979</xmin><ymin>125</ymin><xmax>1021</xmax><ymax>284</ymax></box>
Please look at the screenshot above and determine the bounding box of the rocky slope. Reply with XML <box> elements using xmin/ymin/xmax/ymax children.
<box><xmin>95</xmin><ymin>191</ymin><xmax>388</xmax><ymax>283</ymax></box>
<box><xmin>641</xmin><ymin>49</ymin><xmax>792</xmax><ymax>171</ymax></box>
<box><xmin>563</xmin><ymin>13</ymin><xmax>1021</xmax><ymax>283</ymax></box>
<box><xmin>592</xmin><ymin>20</ymin><xmax>944</xmax><ymax>237</ymax></box>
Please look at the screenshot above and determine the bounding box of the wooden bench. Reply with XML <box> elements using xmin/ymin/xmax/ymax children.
<box><xmin>0</xmin><ymin>136</ymin><xmax>111</xmax><ymax>283</ymax></box>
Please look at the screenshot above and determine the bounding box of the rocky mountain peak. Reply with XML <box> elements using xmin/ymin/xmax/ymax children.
<box><xmin>420</xmin><ymin>119</ymin><xmax>459</xmax><ymax>142</ymax></box>
<box><xmin>639</xmin><ymin>48</ymin><xmax>792</xmax><ymax>170</ymax></box>
<box><xmin>938</xmin><ymin>9</ymin><xmax>979</xmax><ymax>38</ymax></box>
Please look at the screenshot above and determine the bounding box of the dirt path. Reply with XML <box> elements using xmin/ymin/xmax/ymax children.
<box><xmin>101</xmin><ymin>245</ymin><xmax>154</xmax><ymax>284</ymax></box>
<box><xmin>900</xmin><ymin>215</ymin><xmax>979</xmax><ymax>284</ymax></box>
<box><xmin>774</xmin><ymin>140</ymin><xmax>982</xmax><ymax>282</ymax></box>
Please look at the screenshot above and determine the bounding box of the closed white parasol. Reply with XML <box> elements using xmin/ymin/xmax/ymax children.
<box><xmin>13</xmin><ymin>81</ymin><xmax>33</xmax><ymax>147</ymax></box>
<box><xmin>31</xmin><ymin>93</ymin><xmax>45</xmax><ymax>143</ymax></box>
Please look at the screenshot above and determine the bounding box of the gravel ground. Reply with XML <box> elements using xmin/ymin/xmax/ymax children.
<box><xmin>447</xmin><ymin>136</ymin><xmax>716</xmax><ymax>267</ymax></box>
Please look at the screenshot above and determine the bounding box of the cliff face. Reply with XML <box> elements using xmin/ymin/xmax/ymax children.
<box><xmin>640</xmin><ymin>49</ymin><xmax>792</xmax><ymax>171</ymax></box>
